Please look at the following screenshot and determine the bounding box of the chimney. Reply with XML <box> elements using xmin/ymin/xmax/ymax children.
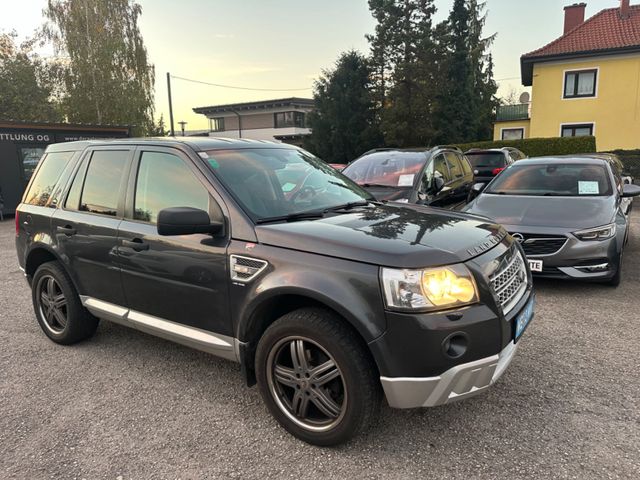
<box><xmin>564</xmin><ymin>3</ymin><xmax>587</xmax><ymax>34</ymax></box>
<box><xmin>620</xmin><ymin>0</ymin><xmax>631</xmax><ymax>19</ymax></box>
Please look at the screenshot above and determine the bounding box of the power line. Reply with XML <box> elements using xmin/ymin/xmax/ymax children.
<box><xmin>170</xmin><ymin>74</ymin><xmax>312</xmax><ymax>92</ymax></box>
<box><xmin>495</xmin><ymin>76</ymin><xmax>521</xmax><ymax>81</ymax></box>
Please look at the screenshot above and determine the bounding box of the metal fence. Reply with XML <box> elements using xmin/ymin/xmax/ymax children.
<box><xmin>496</xmin><ymin>104</ymin><xmax>530</xmax><ymax>121</ymax></box>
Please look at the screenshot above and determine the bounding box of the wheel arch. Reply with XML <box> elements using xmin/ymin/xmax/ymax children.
<box><xmin>25</xmin><ymin>244</ymin><xmax>77</xmax><ymax>290</ymax></box>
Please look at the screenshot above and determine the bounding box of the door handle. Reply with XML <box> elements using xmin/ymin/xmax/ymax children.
<box><xmin>122</xmin><ymin>238</ymin><xmax>149</xmax><ymax>251</ymax></box>
<box><xmin>56</xmin><ymin>225</ymin><xmax>76</xmax><ymax>236</ymax></box>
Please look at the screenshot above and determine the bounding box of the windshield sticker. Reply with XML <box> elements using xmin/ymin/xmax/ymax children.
<box><xmin>207</xmin><ymin>158</ymin><xmax>219</xmax><ymax>169</ymax></box>
<box><xmin>578</xmin><ymin>181</ymin><xmax>599</xmax><ymax>195</ymax></box>
<box><xmin>398</xmin><ymin>174</ymin><xmax>415</xmax><ymax>187</ymax></box>
<box><xmin>281</xmin><ymin>182</ymin><xmax>296</xmax><ymax>192</ymax></box>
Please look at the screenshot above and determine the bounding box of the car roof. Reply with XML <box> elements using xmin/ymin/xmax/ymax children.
<box><xmin>465</xmin><ymin>148</ymin><xmax>512</xmax><ymax>154</ymax></box>
<box><xmin>510</xmin><ymin>156</ymin><xmax>611</xmax><ymax>166</ymax></box>
<box><xmin>46</xmin><ymin>136</ymin><xmax>298</xmax><ymax>153</ymax></box>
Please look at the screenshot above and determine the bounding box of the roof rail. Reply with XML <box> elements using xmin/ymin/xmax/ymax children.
<box><xmin>360</xmin><ymin>147</ymin><xmax>396</xmax><ymax>156</ymax></box>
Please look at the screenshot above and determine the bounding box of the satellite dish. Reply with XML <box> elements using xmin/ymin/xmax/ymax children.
<box><xmin>519</xmin><ymin>92</ymin><xmax>531</xmax><ymax>104</ymax></box>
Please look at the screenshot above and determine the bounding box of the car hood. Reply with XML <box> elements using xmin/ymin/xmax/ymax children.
<box><xmin>255</xmin><ymin>203</ymin><xmax>507</xmax><ymax>268</ymax></box>
<box><xmin>465</xmin><ymin>194</ymin><xmax>616</xmax><ymax>230</ymax></box>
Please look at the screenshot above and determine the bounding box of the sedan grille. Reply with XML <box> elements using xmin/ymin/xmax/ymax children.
<box><xmin>510</xmin><ymin>233</ymin><xmax>567</xmax><ymax>256</ymax></box>
<box><xmin>490</xmin><ymin>247</ymin><xmax>528</xmax><ymax>315</ymax></box>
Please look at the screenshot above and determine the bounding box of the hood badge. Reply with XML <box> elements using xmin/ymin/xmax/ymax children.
<box><xmin>467</xmin><ymin>230</ymin><xmax>507</xmax><ymax>256</ymax></box>
<box><xmin>512</xmin><ymin>233</ymin><xmax>525</xmax><ymax>243</ymax></box>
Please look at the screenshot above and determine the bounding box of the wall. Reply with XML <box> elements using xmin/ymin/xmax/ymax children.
<box><xmin>529</xmin><ymin>53</ymin><xmax>640</xmax><ymax>151</ymax></box>
<box><xmin>493</xmin><ymin>120</ymin><xmax>531</xmax><ymax>141</ymax></box>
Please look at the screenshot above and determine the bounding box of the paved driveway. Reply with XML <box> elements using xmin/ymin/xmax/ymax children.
<box><xmin>1</xmin><ymin>213</ymin><xmax>639</xmax><ymax>479</ymax></box>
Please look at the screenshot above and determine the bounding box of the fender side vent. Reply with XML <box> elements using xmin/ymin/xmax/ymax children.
<box><xmin>230</xmin><ymin>255</ymin><xmax>268</xmax><ymax>282</ymax></box>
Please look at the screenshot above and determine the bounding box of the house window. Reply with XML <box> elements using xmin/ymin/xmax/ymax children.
<box><xmin>564</xmin><ymin>69</ymin><xmax>597</xmax><ymax>98</ymax></box>
<box><xmin>501</xmin><ymin>128</ymin><xmax>525</xmax><ymax>140</ymax></box>
<box><xmin>561</xmin><ymin>124</ymin><xmax>594</xmax><ymax>137</ymax></box>
<box><xmin>209</xmin><ymin>118</ymin><xmax>225</xmax><ymax>132</ymax></box>
<box><xmin>274</xmin><ymin>111</ymin><xmax>306</xmax><ymax>128</ymax></box>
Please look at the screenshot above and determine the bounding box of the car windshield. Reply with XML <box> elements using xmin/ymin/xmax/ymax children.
<box><xmin>485</xmin><ymin>163</ymin><xmax>613</xmax><ymax>197</ymax></box>
<box><xmin>203</xmin><ymin>148</ymin><xmax>374</xmax><ymax>221</ymax></box>
<box><xmin>466</xmin><ymin>152</ymin><xmax>506</xmax><ymax>168</ymax></box>
<box><xmin>342</xmin><ymin>152</ymin><xmax>426</xmax><ymax>188</ymax></box>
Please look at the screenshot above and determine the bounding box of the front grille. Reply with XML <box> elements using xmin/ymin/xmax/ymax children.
<box><xmin>509</xmin><ymin>233</ymin><xmax>567</xmax><ymax>256</ymax></box>
<box><xmin>490</xmin><ymin>247</ymin><xmax>528</xmax><ymax>314</ymax></box>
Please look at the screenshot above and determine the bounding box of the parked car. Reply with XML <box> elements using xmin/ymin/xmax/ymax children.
<box><xmin>341</xmin><ymin>147</ymin><xmax>474</xmax><ymax>209</ymax></box>
<box><xmin>328</xmin><ymin>163</ymin><xmax>347</xmax><ymax>171</ymax></box>
<box><xmin>16</xmin><ymin>138</ymin><xmax>535</xmax><ymax>446</ymax></box>
<box><xmin>465</xmin><ymin>147</ymin><xmax>527</xmax><ymax>184</ymax></box>
<box><xmin>464</xmin><ymin>156</ymin><xmax>640</xmax><ymax>286</ymax></box>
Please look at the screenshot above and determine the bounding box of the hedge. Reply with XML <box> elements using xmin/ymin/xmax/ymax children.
<box><xmin>450</xmin><ymin>136</ymin><xmax>597</xmax><ymax>157</ymax></box>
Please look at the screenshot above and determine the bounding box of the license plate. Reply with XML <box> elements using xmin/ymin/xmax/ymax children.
<box><xmin>515</xmin><ymin>295</ymin><xmax>535</xmax><ymax>341</ymax></box>
<box><xmin>528</xmin><ymin>259</ymin><xmax>543</xmax><ymax>272</ymax></box>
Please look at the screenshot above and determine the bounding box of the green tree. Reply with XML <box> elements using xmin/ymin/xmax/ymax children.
<box><xmin>367</xmin><ymin>0</ymin><xmax>439</xmax><ymax>147</ymax></box>
<box><xmin>304</xmin><ymin>51</ymin><xmax>382</xmax><ymax>164</ymax></box>
<box><xmin>433</xmin><ymin>0</ymin><xmax>497</xmax><ymax>143</ymax></box>
<box><xmin>0</xmin><ymin>31</ymin><xmax>62</xmax><ymax>122</ymax></box>
<box><xmin>44</xmin><ymin>0</ymin><xmax>155</xmax><ymax>135</ymax></box>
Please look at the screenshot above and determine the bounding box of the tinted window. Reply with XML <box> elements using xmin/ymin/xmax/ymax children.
<box><xmin>342</xmin><ymin>152</ymin><xmax>426</xmax><ymax>188</ymax></box>
<box><xmin>80</xmin><ymin>150</ymin><xmax>128</xmax><ymax>216</ymax></box>
<box><xmin>466</xmin><ymin>152</ymin><xmax>507</xmax><ymax>168</ymax></box>
<box><xmin>24</xmin><ymin>151</ymin><xmax>74</xmax><ymax>206</ymax></box>
<box><xmin>459</xmin><ymin>154</ymin><xmax>472</xmax><ymax>176</ymax></box>
<box><xmin>445</xmin><ymin>152</ymin><xmax>463</xmax><ymax>178</ymax></box>
<box><xmin>65</xmin><ymin>159</ymin><xmax>89</xmax><ymax>210</ymax></box>
<box><xmin>205</xmin><ymin>148</ymin><xmax>372</xmax><ymax>220</ymax></box>
<box><xmin>433</xmin><ymin>154</ymin><xmax>451</xmax><ymax>183</ymax></box>
<box><xmin>485</xmin><ymin>163</ymin><xmax>613</xmax><ymax>197</ymax></box>
<box><xmin>134</xmin><ymin>151</ymin><xmax>209</xmax><ymax>223</ymax></box>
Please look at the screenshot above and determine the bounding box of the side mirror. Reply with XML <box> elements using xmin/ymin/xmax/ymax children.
<box><xmin>622</xmin><ymin>184</ymin><xmax>640</xmax><ymax>198</ymax></box>
<box><xmin>472</xmin><ymin>182</ymin><xmax>487</xmax><ymax>194</ymax></box>
<box><xmin>431</xmin><ymin>176</ymin><xmax>445</xmax><ymax>194</ymax></box>
<box><xmin>157</xmin><ymin>207</ymin><xmax>223</xmax><ymax>236</ymax></box>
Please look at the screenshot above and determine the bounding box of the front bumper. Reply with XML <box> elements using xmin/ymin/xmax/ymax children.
<box><xmin>381</xmin><ymin>340</ymin><xmax>518</xmax><ymax>408</ymax></box>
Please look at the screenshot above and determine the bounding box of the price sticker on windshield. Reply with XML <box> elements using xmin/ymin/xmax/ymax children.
<box><xmin>398</xmin><ymin>174</ymin><xmax>415</xmax><ymax>187</ymax></box>
<box><xmin>578</xmin><ymin>181</ymin><xmax>599</xmax><ymax>195</ymax></box>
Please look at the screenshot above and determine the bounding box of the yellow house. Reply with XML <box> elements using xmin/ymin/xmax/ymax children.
<box><xmin>494</xmin><ymin>0</ymin><xmax>640</xmax><ymax>151</ymax></box>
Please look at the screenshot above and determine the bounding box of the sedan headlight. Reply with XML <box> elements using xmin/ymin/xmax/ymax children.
<box><xmin>573</xmin><ymin>223</ymin><xmax>616</xmax><ymax>241</ymax></box>
<box><xmin>381</xmin><ymin>264</ymin><xmax>479</xmax><ymax>311</ymax></box>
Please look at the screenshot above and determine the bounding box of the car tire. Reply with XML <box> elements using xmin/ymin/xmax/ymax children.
<box><xmin>31</xmin><ymin>261</ymin><xmax>99</xmax><ymax>344</ymax></box>
<box><xmin>255</xmin><ymin>307</ymin><xmax>381</xmax><ymax>446</ymax></box>
<box><xmin>606</xmin><ymin>251</ymin><xmax>623</xmax><ymax>287</ymax></box>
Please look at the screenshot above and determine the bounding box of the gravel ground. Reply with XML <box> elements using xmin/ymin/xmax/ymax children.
<box><xmin>1</xmin><ymin>213</ymin><xmax>639</xmax><ymax>480</ymax></box>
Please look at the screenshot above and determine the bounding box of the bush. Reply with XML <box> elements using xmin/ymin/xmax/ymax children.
<box><xmin>450</xmin><ymin>136</ymin><xmax>597</xmax><ymax>157</ymax></box>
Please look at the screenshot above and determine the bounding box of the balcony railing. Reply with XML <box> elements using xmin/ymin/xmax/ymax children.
<box><xmin>496</xmin><ymin>104</ymin><xmax>530</xmax><ymax>121</ymax></box>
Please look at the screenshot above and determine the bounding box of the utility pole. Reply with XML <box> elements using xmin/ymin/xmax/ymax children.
<box><xmin>167</xmin><ymin>72</ymin><xmax>175</xmax><ymax>136</ymax></box>
<box><xmin>178</xmin><ymin>121</ymin><xmax>187</xmax><ymax>136</ymax></box>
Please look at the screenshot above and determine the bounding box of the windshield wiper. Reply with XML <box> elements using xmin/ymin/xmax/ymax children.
<box><xmin>362</xmin><ymin>183</ymin><xmax>397</xmax><ymax>188</ymax></box>
<box><xmin>255</xmin><ymin>210</ymin><xmax>325</xmax><ymax>224</ymax></box>
<box><xmin>324</xmin><ymin>201</ymin><xmax>371</xmax><ymax>212</ymax></box>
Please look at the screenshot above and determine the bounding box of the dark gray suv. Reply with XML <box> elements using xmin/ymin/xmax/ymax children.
<box><xmin>16</xmin><ymin>138</ymin><xmax>535</xmax><ymax>445</ymax></box>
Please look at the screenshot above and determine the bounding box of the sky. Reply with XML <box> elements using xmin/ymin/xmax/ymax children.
<box><xmin>1</xmin><ymin>0</ymin><xmax>623</xmax><ymax>131</ymax></box>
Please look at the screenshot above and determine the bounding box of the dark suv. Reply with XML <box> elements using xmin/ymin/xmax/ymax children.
<box><xmin>465</xmin><ymin>147</ymin><xmax>527</xmax><ymax>184</ymax></box>
<box><xmin>342</xmin><ymin>147</ymin><xmax>474</xmax><ymax>209</ymax></box>
<box><xmin>16</xmin><ymin>138</ymin><xmax>535</xmax><ymax>446</ymax></box>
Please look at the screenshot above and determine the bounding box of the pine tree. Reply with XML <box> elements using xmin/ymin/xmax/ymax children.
<box><xmin>304</xmin><ymin>51</ymin><xmax>382</xmax><ymax>164</ymax></box>
<box><xmin>44</xmin><ymin>0</ymin><xmax>155</xmax><ymax>135</ymax></box>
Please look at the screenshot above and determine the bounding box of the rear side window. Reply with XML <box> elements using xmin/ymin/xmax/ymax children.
<box><xmin>24</xmin><ymin>152</ymin><xmax>74</xmax><ymax>206</ymax></box>
<box><xmin>67</xmin><ymin>150</ymin><xmax>128</xmax><ymax>216</ymax></box>
<box><xmin>459</xmin><ymin>154</ymin><xmax>472</xmax><ymax>176</ymax></box>
<box><xmin>433</xmin><ymin>154</ymin><xmax>451</xmax><ymax>183</ymax></box>
<box><xmin>134</xmin><ymin>151</ymin><xmax>209</xmax><ymax>224</ymax></box>
<box><xmin>445</xmin><ymin>152</ymin><xmax>463</xmax><ymax>178</ymax></box>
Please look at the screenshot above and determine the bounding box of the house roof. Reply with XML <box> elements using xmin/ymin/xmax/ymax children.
<box><xmin>193</xmin><ymin>97</ymin><xmax>314</xmax><ymax>116</ymax></box>
<box><xmin>520</xmin><ymin>4</ymin><xmax>640</xmax><ymax>85</ymax></box>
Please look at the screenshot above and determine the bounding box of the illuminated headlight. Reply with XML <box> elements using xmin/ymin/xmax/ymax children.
<box><xmin>573</xmin><ymin>223</ymin><xmax>616</xmax><ymax>241</ymax></box>
<box><xmin>381</xmin><ymin>264</ymin><xmax>479</xmax><ymax>311</ymax></box>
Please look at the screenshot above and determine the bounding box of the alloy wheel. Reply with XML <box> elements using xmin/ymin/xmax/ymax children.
<box><xmin>266</xmin><ymin>336</ymin><xmax>347</xmax><ymax>432</ymax></box>
<box><xmin>36</xmin><ymin>275</ymin><xmax>68</xmax><ymax>334</ymax></box>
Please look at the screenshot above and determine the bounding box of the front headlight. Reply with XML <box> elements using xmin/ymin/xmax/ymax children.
<box><xmin>573</xmin><ymin>223</ymin><xmax>616</xmax><ymax>241</ymax></box>
<box><xmin>381</xmin><ymin>264</ymin><xmax>479</xmax><ymax>311</ymax></box>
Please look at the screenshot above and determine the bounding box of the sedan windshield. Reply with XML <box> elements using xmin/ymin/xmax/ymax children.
<box><xmin>203</xmin><ymin>148</ymin><xmax>373</xmax><ymax>221</ymax></box>
<box><xmin>342</xmin><ymin>152</ymin><xmax>426</xmax><ymax>188</ymax></box>
<box><xmin>485</xmin><ymin>163</ymin><xmax>613</xmax><ymax>197</ymax></box>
